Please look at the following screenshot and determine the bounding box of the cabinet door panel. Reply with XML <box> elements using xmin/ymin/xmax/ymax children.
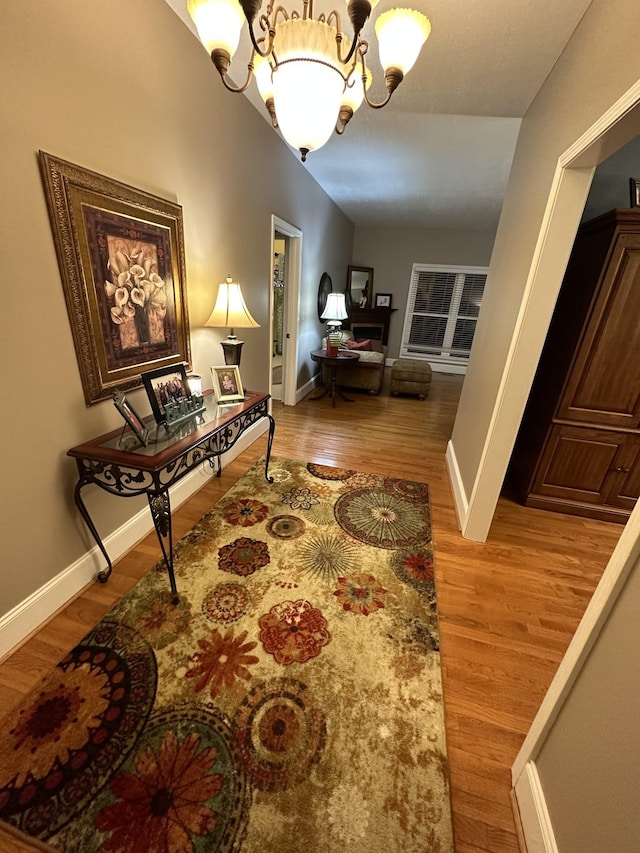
<box><xmin>558</xmin><ymin>234</ymin><xmax>640</xmax><ymax>427</ymax></box>
<box><xmin>608</xmin><ymin>440</ymin><xmax>640</xmax><ymax>510</ymax></box>
<box><xmin>532</xmin><ymin>425</ymin><xmax>626</xmax><ymax>505</ymax></box>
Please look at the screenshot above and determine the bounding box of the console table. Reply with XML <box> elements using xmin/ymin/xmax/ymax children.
<box><xmin>67</xmin><ymin>391</ymin><xmax>274</xmax><ymax>602</ymax></box>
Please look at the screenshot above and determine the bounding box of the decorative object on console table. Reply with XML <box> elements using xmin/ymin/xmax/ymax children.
<box><xmin>38</xmin><ymin>151</ymin><xmax>191</xmax><ymax>406</ymax></box>
<box><xmin>141</xmin><ymin>363</ymin><xmax>193</xmax><ymax>425</ymax></box>
<box><xmin>113</xmin><ymin>390</ymin><xmax>150</xmax><ymax>446</ymax></box>
<box><xmin>205</xmin><ymin>275</ymin><xmax>260</xmax><ymax>366</ymax></box>
<box><xmin>187</xmin><ymin>373</ymin><xmax>202</xmax><ymax>396</ymax></box>
<box><xmin>375</xmin><ymin>292</ymin><xmax>392</xmax><ymax>308</ymax></box>
<box><xmin>211</xmin><ymin>365</ymin><xmax>245</xmax><ymax>403</ymax></box>
<box><xmin>630</xmin><ymin>177</ymin><xmax>640</xmax><ymax>207</ymax></box>
<box><xmin>321</xmin><ymin>292</ymin><xmax>348</xmax><ymax>356</ymax></box>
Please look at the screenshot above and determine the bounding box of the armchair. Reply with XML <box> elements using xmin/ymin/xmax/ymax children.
<box><xmin>320</xmin><ymin>330</ymin><xmax>387</xmax><ymax>394</ymax></box>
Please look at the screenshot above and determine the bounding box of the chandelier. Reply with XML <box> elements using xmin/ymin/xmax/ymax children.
<box><xmin>187</xmin><ymin>0</ymin><xmax>431</xmax><ymax>160</ymax></box>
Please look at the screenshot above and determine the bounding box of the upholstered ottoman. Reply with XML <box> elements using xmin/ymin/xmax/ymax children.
<box><xmin>390</xmin><ymin>359</ymin><xmax>432</xmax><ymax>399</ymax></box>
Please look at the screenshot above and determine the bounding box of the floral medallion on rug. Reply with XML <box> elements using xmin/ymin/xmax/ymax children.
<box><xmin>0</xmin><ymin>458</ymin><xmax>453</xmax><ymax>852</ymax></box>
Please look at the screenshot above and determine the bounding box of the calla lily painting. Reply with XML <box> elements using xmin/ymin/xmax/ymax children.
<box><xmin>39</xmin><ymin>152</ymin><xmax>191</xmax><ymax>405</ymax></box>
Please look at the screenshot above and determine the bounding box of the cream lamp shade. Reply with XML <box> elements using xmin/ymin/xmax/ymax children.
<box><xmin>321</xmin><ymin>292</ymin><xmax>348</xmax><ymax>325</ymax></box>
<box><xmin>205</xmin><ymin>276</ymin><xmax>260</xmax><ymax>365</ymax></box>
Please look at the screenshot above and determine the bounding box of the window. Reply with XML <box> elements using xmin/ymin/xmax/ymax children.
<box><xmin>400</xmin><ymin>264</ymin><xmax>487</xmax><ymax>366</ymax></box>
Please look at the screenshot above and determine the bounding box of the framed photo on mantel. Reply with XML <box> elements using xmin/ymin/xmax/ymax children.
<box><xmin>375</xmin><ymin>293</ymin><xmax>392</xmax><ymax>308</ymax></box>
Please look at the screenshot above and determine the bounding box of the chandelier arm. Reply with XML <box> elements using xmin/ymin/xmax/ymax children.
<box><xmin>341</xmin><ymin>32</ymin><xmax>360</xmax><ymax>65</ymax></box>
<box><xmin>220</xmin><ymin>61</ymin><xmax>255</xmax><ymax>93</ymax></box>
<box><xmin>363</xmin><ymin>67</ymin><xmax>404</xmax><ymax>109</ymax></box>
<box><xmin>245</xmin><ymin>20</ymin><xmax>274</xmax><ymax>56</ymax></box>
<box><xmin>209</xmin><ymin>48</ymin><xmax>254</xmax><ymax>92</ymax></box>
<box><xmin>271</xmin><ymin>6</ymin><xmax>290</xmax><ymax>24</ymax></box>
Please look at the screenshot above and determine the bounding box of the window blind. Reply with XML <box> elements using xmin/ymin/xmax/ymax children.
<box><xmin>400</xmin><ymin>264</ymin><xmax>487</xmax><ymax>365</ymax></box>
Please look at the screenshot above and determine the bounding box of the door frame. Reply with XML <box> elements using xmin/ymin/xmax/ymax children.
<box><xmin>270</xmin><ymin>215</ymin><xmax>302</xmax><ymax>407</ymax></box>
<box><xmin>508</xmin><ymin>81</ymin><xmax>640</xmax><ymax>851</ymax></box>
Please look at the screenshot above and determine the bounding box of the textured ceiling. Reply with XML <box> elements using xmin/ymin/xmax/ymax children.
<box><xmin>165</xmin><ymin>0</ymin><xmax>593</xmax><ymax>230</ymax></box>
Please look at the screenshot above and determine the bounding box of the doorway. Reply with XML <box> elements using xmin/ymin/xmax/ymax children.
<box><xmin>271</xmin><ymin>234</ymin><xmax>286</xmax><ymax>401</ymax></box>
<box><xmin>270</xmin><ymin>216</ymin><xmax>302</xmax><ymax>407</ymax></box>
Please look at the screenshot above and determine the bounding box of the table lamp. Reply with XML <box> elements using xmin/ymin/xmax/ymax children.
<box><xmin>205</xmin><ymin>276</ymin><xmax>260</xmax><ymax>366</ymax></box>
<box><xmin>321</xmin><ymin>292</ymin><xmax>348</xmax><ymax>356</ymax></box>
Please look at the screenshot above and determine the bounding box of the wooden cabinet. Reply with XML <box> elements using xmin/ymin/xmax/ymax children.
<box><xmin>509</xmin><ymin>209</ymin><xmax>640</xmax><ymax>522</ymax></box>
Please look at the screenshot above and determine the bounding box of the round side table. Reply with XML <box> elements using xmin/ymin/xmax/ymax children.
<box><xmin>309</xmin><ymin>349</ymin><xmax>361</xmax><ymax>407</ymax></box>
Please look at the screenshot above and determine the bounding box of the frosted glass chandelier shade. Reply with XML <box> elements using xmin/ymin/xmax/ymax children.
<box><xmin>188</xmin><ymin>0</ymin><xmax>432</xmax><ymax>159</ymax></box>
<box><xmin>187</xmin><ymin>0</ymin><xmax>245</xmax><ymax>58</ymax></box>
<box><xmin>375</xmin><ymin>9</ymin><xmax>431</xmax><ymax>75</ymax></box>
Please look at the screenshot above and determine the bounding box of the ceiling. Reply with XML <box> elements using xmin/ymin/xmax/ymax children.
<box><xmin>165</xmin><ymin>0</ymin><xmax>594</xmax><ymax>231</ymax></box>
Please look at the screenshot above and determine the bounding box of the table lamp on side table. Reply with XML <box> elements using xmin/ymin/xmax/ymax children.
<box><xmin>321</xmin><ymin>292</ymin><xmax>348</xmax><ymax>356</ymax></box>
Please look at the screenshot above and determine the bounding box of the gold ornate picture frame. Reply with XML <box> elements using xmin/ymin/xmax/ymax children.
<box><xmin>39</xmin><ymin>151</ymin><xmax>191</xmax><ymax>405</ymax></box>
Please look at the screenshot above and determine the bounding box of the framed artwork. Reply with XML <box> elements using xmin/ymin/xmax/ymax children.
<box><xmin>211</xmin><ymin>365</ymin><xmax>244</xmax><ymax>403</ymax></box>
<box><xmin>375</xmin><ymin>293</ymin><xmax>392</xmax><ymax>308</ymax></box>
<box><xmin>141</xmin><ymin>363</ymin><xmax>191</xmax><ymax>424</ymax></box>
<box><xmin>113</xmin><ymin>390</ymin><xmax>150</xmax><ymax>446</ymax></box>
<box><xmin>38</xmin><ymin>151</ymin><xmax>191</xmax><ymax>406</ymax></box>
<box><xmin>629</xmin><ymin>178</ymin><xmax>640</xmax><ymax>208</ymax></box>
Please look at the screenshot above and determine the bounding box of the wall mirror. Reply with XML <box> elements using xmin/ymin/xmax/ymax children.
<box><xmin>346</xmin><ymin>265</ymin><xmax>374</xmax><ymax>310</ymax></box>
<box><xmin>317</xmin><ymin>272</ymin><xmax>333</xmax><ymax>321</ymax></box>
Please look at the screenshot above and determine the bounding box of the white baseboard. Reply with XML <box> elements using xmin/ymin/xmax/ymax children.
<box><xmin>514</xmin><ymin>762</ymin><xmax>559</xmax><ymax>853</ymax></box>
<box><xmin>445</xmin><ymin>440</ymin><xmax>468</xmax><ymax>531</ymax></box>
<box><xmin>297</xmin><ymin>375</ymin><xmax>318</xmax><ymax>403</ymax></box>
<box><xmin>0</xmin><ymin>422</ymin><xmax>267</xmax><ymax>662</ymax></box>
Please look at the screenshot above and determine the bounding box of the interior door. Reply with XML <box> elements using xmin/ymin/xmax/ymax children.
<box><xmin>270</xmin><ymin>215</ymin><xmax>301</xmax><ymax>406</ymax></box>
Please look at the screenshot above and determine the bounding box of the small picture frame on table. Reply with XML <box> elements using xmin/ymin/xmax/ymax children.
<box><xmin>113</xmin><ymin>390</ymin><xmax>150</xmax><ymax>446</ymax></box>
<box><xmin>141</xmin><ymin>363</ymin><xmax>191</xmax><ymax>424</ymax></box>
<box><xmin>629</xmin><ymin>178</ymin><xmax>640</xmax><ymax>208</ymax></box>
<box><xmin>211</xmin><ymin>365</ymin><xmax>244</xmax><ymax>403</ymax></box>
<box><xmin>375</xmin><ymin>293</ymin><xmax>392</xmax><ymax>308</ymax></box>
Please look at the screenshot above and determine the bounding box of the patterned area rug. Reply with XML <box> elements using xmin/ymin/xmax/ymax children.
<box><xmin>0</xmin><ymin>458</ymin><xmax>453</xmax><ymax>852</ymax></box>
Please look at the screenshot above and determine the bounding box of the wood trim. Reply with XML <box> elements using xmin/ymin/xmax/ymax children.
<box><xmin>445</xmin><ymin>439</ymin><xmax>467</xmax><ymax>531</ymax></box>
<box><xmin>513</xmin><ymin>762</ymin><xmax>559</xmax><ymax>853</ymax></box>
<box><xmin>512</xmin><ymin>500</ymin><xmax>640</xmax><ymax>781</ymax></box>
<box><xmin>462</xmin><ymin>78</ymin><xmax>640</xmax><ymax>543</ymax></box>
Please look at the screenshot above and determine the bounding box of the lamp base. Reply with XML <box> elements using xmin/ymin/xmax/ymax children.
<box><xmin>221</xmin><ymin>339</ymin><xmax>244</xmax><ymax>366</ymax></box>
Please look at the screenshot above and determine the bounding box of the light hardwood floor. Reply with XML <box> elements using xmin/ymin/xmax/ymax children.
<box><xmin>0</xmin><ymin>370</ymin><xmax>624</xmax><ymax>852</ymax></box>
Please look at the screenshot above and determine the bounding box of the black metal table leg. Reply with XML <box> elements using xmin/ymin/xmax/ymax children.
<box><xmin>74</xmin><ymin>481</ymin><xmax>114</xmax><ymax>583</ymax></box>
<box><xmin>148</xmin><ymin>490</ymin><xmax>179</xmax><ymax>604</ymax></box>
<box><xmin>265</xmin><ymin>415</ymin><xmax>275</xmax><ymax>483</ymax></box>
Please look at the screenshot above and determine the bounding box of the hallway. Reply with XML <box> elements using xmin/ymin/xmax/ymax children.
<box><xmin>0</xmin><ymin>373</ymin><xmax>623</xmax><ymax>851</ymax></box>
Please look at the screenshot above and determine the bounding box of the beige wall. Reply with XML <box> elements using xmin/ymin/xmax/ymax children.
<box><xmin>0</xmin><ymin>0</ymin><xmax>353</xmax><ymax>617</ymax></box>
<box><xmin>450</xmin><ymin>0</ymin><xmax>640</xmax><ymax>515</ymax></box>
<box><xmin>352</xmin><ymin>227</ymin><xmax>496</xmax><ymax>358</ymax></box>
<box><xmin>535</xmin><ymin>553</ymin><xmax>640</xmax><ymax>850</ymax></box>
